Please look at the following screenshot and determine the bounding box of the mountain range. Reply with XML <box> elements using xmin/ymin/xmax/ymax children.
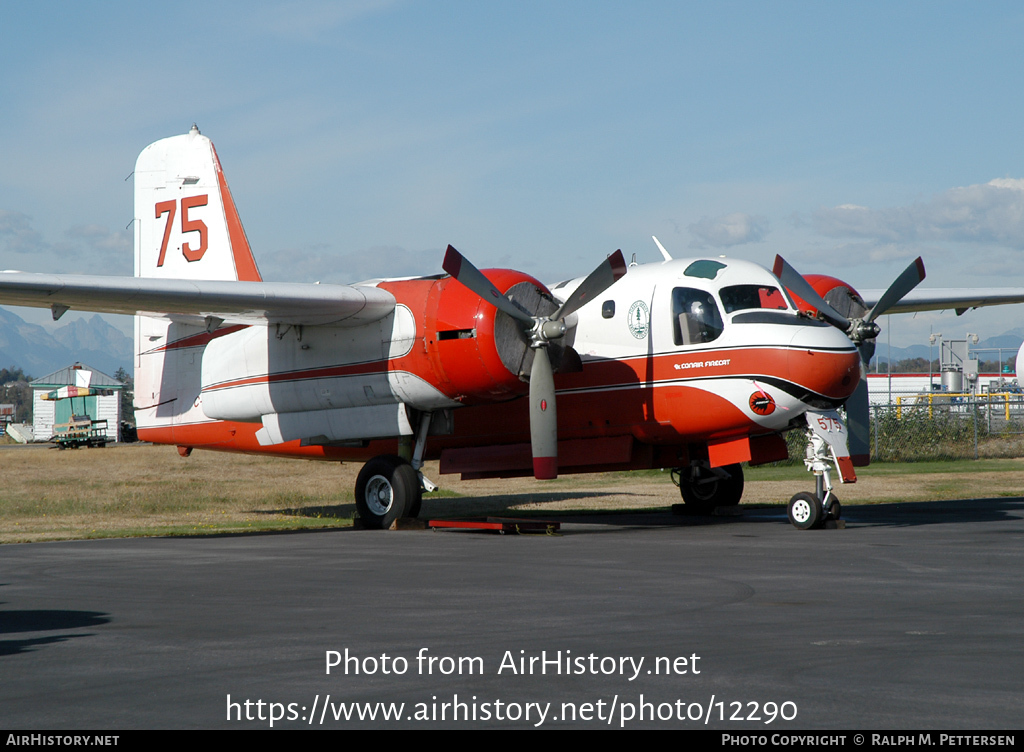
<box><xmin>0</xmin><ymin>307</ymin><xmax>132</xmax><ymax>380</ymax></box>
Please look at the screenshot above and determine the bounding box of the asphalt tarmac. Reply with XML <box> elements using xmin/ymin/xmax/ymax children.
<box><xmin>1</xmin><ymin>498</ymin><xmax>1022</xmax><ymax>730</ymax></box>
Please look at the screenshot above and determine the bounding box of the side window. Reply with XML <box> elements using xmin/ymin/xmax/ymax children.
<box><xmin>720</xmin><ymin>284</ymin><xmax>789</xmax><ymax>314</ymax></box>
<box><xmin>672</xmin><ymin>288</ymin><xmax>724</xmax><ymax>346</ymax></box>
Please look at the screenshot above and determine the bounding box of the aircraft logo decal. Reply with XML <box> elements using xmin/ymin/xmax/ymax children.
<box><xmin>627</xmin><ymin>300</ymin><xmax>649</xmax><ymax>339</ymax></box>
<box><xmin>749</xmin><ymin>390</ymin><xmax>776</xmax><ymax>416</ymax></box>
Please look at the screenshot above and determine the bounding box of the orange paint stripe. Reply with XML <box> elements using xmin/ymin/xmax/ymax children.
<box><xmin>143</xmin><ymin>325</ymin><xmax>249</xmax><ymax>354</ymax></box>
<box><xmin>562</xmin><ymin>346</ymin><xmax>860</xmax><ymax>400</ymax></box>
<box><xmin>212</xmin><ymin>143</ymin><xmax>262</xmax><ymax>283</ymax></box>
<box><xmin>202</xmin><ymin>359</ymin><xmax>388</xmax><ymax>392</ymax></box>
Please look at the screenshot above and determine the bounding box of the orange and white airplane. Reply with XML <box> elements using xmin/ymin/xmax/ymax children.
<box><xmin>3</xmin><ymin>127</ymin><xmax>1024</xmax><ymax>530</ymax></box>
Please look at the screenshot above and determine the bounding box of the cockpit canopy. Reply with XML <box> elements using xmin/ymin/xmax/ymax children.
<box><xmin>672</xmin><ymin>280</ymin><xmax>793</xmax><ymax>346</ymax></box>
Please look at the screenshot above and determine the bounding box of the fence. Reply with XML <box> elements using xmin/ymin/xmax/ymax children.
<box><xmin>782</xmin><ymin>392</ymin><xmax>1024</xmax><ymax>463</ymax></box>
<box><xmin>870</xmin><ymin>394</ymin><xmax>1024</xmax><ymax>461</ymax></box>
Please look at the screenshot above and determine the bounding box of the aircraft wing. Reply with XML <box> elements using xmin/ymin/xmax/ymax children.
<box><xmin>0</xmin><ymin>271</ymin><xmax>396</xmax><ymax>327</ymax></box>
<box><xmin>859</xmin><ymin>287</ymin><xmax>1024</xmax><ymax>316</ymax></box>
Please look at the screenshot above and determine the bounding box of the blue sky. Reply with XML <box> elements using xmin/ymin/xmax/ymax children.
<box><xmin>2</xmin><ymin>1</ymin><xmax>1024</xmax><ymax>348</ymax></box>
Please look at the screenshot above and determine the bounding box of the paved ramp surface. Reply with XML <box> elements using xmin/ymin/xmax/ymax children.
<box><xmin>1</xmin><ymin>499</ymin><xmax>1022</xmax><ymax>729</ymax></box>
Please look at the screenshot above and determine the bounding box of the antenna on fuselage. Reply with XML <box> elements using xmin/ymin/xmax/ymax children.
<box><xmin>652</xmin><ymin>236</ymin><xmax>673</xmax><ymax>261</ymax></box>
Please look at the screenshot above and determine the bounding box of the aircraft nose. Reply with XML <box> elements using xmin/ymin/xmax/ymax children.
<box><xmin>787</xmin><ymin>323</ymin><xmax>861</xmax><ymax>401</ymax></box>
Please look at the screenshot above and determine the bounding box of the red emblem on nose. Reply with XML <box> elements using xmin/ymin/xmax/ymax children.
<box><xmin>540</xmin><ymin>399</ymin><xmax>548</xmax><ymax>411</ymax></box>
<box><xmin>749</xmin><ymin>392</ymin><xmax>776</xmax><ymax>416</ymax></box>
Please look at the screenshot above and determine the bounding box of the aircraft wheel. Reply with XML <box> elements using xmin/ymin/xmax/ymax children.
<box><xmin>679</xmin><ymin>463</ymin><xmax>744</xmax><ymax>514</ymax></box>
<box><xmin>788</xmin><ymin>492</ymin><xmax>823</xmax><ymax>530</ymax></box>
<box><xmin>354</xmin><ymin>455</ymin><xmax>420</xmax><ymax>529</ymax></box>
<box><xmin>406</xmin><ymin>476</ymin><xmax>424</xmax><ymax>519</ymax></box>
<box><xmin>827</xmin><ymin>495</ymin><xmax>841</xmax><ymax>520</ymax></box>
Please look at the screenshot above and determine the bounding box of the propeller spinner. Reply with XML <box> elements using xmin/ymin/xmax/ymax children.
<box><xmin>443</xmin><ymin>245</ymin><xmax>627</xmax><ymax>479</ymax></box>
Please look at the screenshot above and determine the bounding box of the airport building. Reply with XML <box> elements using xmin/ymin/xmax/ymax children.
<box><xmin>30</xmin><ymin>363</ymin><xmax>125</xmax><ymax>443</ymax></box>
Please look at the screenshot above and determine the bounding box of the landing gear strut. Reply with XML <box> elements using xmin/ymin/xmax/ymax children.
<box><xmin>674</xmin><ymin>462</ymin><xmax>744</xmax><ymax>514</ymax></box>
<box><xmin>357</xmin><ymin>411</ymin><xmax>440</xmax><ymax>528</ymax></box>
<box><xmin>789</xmin><ymin>411</ymin><xmax>848</xmax><ymax>530</ymax></box>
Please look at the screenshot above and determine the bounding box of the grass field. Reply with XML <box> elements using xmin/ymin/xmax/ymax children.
<box><xmin>2</xmin><ymin>442</ymin><xmax>1023</xmax><ymax>543</ymax></box>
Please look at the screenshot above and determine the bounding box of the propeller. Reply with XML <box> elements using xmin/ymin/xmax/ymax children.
<box><xmin>772</xmin><ymin>255</ymin><xmax>926</xmax><ymax>465</ymax></box>
<box><xmin>443</xmin><ymin>245</ymin><xmax>627</xmax><ymax>479</ymax></box>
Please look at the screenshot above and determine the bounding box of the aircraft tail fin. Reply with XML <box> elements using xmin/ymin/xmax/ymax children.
<box><xmin>134</xmin><ymin>125</ymin><xmax>262</xmax><ymax>282</ymax></box>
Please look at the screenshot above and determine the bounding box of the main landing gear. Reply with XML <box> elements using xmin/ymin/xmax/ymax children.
<box><xmin>354</xmin><ymin>411</ymin><xmax>436</xmax><ymax>529</ymax></box>
<box><xmin>673</xmin><ymin>462</ymin><xmax>744</xmax><ymax>514</ymax></box>
<box><xmin>354</xmin><ymin>455</ymin><xmax>423</xmax><ymax>529</ymax></box>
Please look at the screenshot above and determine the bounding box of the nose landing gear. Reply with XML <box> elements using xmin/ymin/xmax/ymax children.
<box><xmin>789</xmin><ymin>410</ymin><xmax>852</xmax><ymax>530</ymax></box>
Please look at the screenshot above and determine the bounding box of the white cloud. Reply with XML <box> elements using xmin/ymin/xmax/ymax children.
<box><xmin>788</xmin><ymin>241</ymin><xmax>925</xmax><ymax>269</ymax></box>
<box><xmin>813</xmin><ymin>178</ymin><xmax>1024</xmax><ymax>248</ymax></box>
<box><xmin>64</xmin><ymin>224</ymin><xmax>131</xmax><ymax>256</ymax></box>
<box><xmin>687</xmin><ymin>212</ymin><xmax>769</xmax><ymax>249</ymax></box>
<box><xmin>0</xmin><ymin>210</ymin><xmax>48</xmax><ymax>255</ymax></box>
<box><xmin>259</xmin><ymin>243</ymin><xmax>441</xmax><ymax>284</ymax></box>
<box><xmin>0</xmin><ymin>212</ymin><xmax>134</xmax><ymax>274</ymax></box>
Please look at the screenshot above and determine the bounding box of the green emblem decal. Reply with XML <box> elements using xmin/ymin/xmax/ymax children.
<box><xmin>627</xmin><ymin>300</ymin><xmax>649</xmax><ymax>339</ymax></box>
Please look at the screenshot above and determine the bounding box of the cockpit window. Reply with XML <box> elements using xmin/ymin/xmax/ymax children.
<box><xmin>720</xmin><ymin>284</ymin><xmax>789</xmax><ymax>314</ymax></box>
<box><xmin>672</xmin><ymin>287</ymin><xmax>724</xmax><ymax>345</ymax></box>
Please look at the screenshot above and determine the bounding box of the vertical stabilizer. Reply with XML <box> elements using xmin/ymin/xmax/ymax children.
<box><xmin>134</xmin><ymin>125</ymin><xmax>262</xmax><ymax>282</ymax></box>
<box><xmin>133</xmin><ymin>126</ymin><xmax>260</xmax><ymax>440</ymax></box>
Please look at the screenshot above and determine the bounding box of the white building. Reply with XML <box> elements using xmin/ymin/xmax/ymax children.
<box><xmin>31</xmin><ymin>363</ymin><xmax>125</xmax><ymax>442</ymax></box>
<box><xmin>865</xmin><ymin>372</ymin><xmax>1018</xmax><ymax>406</ymax></box>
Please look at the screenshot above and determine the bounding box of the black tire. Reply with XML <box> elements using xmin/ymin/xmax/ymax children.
<box><xmin>354</xmin><ymin>455</ymin><xmax>420</xmax><ymax>529</ymax></box>
<box><xmin>788</xmin><ymin>492</ymin><xmax>823</xmax><ymax>530</ymax></box>
<box><xmin>826</xmin><ymin>495</ymin><xmax>841</xmax><ymax>520</ymax></box>
<box><xmin>405</xmin><ymin>473</ymin><xmax>424</xmax><ymax>519</ymax></box>
<box><xmin>679</xmin><ymin>463</ymin><xmax>744</xmax><ymax>513</ymax></box>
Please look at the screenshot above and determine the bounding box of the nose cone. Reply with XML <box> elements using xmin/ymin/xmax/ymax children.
<box><xmin>787</xmin><ymin>323</ymin><xmax>861</xmax><ymax>402</ymax></box>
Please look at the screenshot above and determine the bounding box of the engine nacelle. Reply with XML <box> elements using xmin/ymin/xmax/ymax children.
<box><xmin>381</xmin><ymin>269</ymin><xmax>567</xmax><ymax>405</ymax></box>
<box><xmin>200</xmin><ymin>303</ymin><xmax>430</xmax><ymax>422</ymax></box>
<box><xmin>200</xmin><ymin>269</ymin><xmax>561</xmax><ymax>427</ymax></box>
<box><xmin>787</xmin><ymin>273</ymin><xmax>868</xmax><ymax>323</ymax></box>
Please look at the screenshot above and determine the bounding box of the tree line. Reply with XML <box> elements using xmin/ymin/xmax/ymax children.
<box><xmin>0</xmin><ymin>367</ymin><xmax>33</xmax><ymax>424</ymax></box>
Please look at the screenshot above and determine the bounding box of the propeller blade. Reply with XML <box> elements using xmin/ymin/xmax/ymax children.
<box><xmin>443</xmin><ymin>245</ymin><xmax>620</xmax><ymax>481</ymax></box>
<box><xmin>772</xmin><ymin>255</ymin><xmax>851</xmax><ymax>331</ymax></box>
<box><xmin>529</xmin><ymin>346</ymin><xmax>558</xmax><ymax>479</ymax></box>
<box><xmin>865</xmin><ymin>257</ymin><xmax>926</xmax><ymax>323</ymax></box>
<box><xmin>857</xmin><ymin>337</ymin><xmax>876</xmax><ymax>367</ymax></box>
<box><xmin>553</xmin><ymin>249</ymin><xmax>628</xmax><ymax>320</ymax></box>
<box><xmin>846</xmin><ymin>333</ymin><xmax>874</xmax><ymax>467</ymax></box>
<box><xmin>845</xmin><ymin>379</ymin><xmax>871</xmax><ymax>467</ymax></box>
<box><xmin>442</xmin><ymin>245</ymin><xmax>535</xmax><ymax>326</ymax></box>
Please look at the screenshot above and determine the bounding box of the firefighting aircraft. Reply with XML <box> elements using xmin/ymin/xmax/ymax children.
<box><xmin>3</xmin><ymin>126</ymin><xmax>1024</xmax><ymax>530</ymax></box>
